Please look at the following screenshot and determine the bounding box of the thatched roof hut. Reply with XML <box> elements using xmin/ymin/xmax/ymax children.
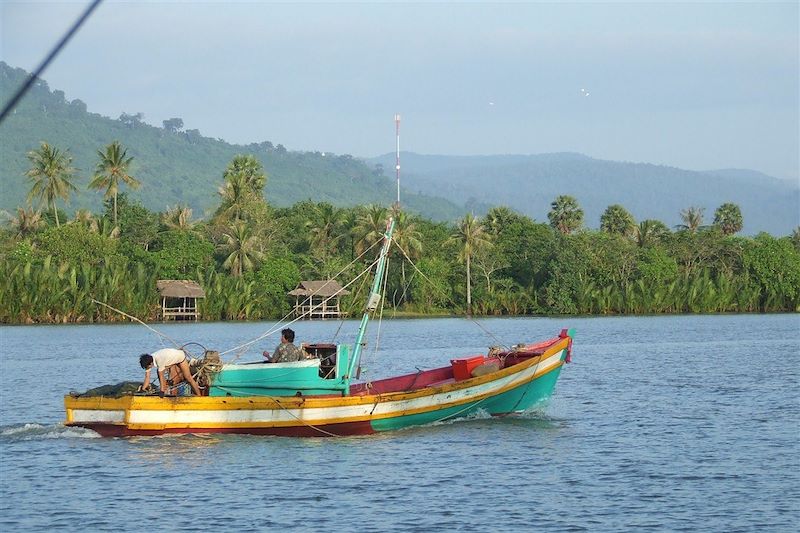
<box><xmin>157</xmin><ymin>280</ymin><xmax>205</xmax><ymax>320</ymax></box>
<box><xmin>288</xmin><ymin>281</ymin><xmax>349</xmax><ymax>319</ymax></box>
<box><xmin>288</xmin><ymin>280</ymin><xmax>349</xmax><ymax>298</ymax></box>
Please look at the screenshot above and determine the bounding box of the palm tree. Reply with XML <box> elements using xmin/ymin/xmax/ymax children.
<box><xmin>72</xmin><ymin>208</ymin><xmax>96</xmax><ymax>228</ymax></box>
<box><xmin>89</xmin><ymin>141</ymin><xmax>140</xmax><ymax>226</ymax></box>
<box><xmin>223</xmin><ymin>154</ymin><xmax>267</xmax><ymax>195</ymax></box>
<box><xmin>485</xmin><ymin>206</ymin><xmax>518</xmax><ymax>236</ymax></box>
<box><xmin>392</xmin><ymin>210</ymin><xmax>423</xmax><ymax>260</ymax></box>
<box><xmin>3</xmin><ymin>207</ymin><xmax>45</xmax><ymax>238</ymax></box>
<box><xmin>354</xmin><ymin>204</ymin><xmax>388</xmax><ymax>255</ymax></box>
<box><xmin>162</xmin><ymin>204</ymin><xmax>196</xmax><ymax>231</ymax></box>
<box><xmin>220</xmin><ymin>221</ymin><xmax>263</xmax><ymax>277</ymax></box>
<box><xmin>600</xmin><ymin>204</ymin><xmax>635</xmax><ymax>236</ymax></box>
<box><xmin>548</xmin><ymin>195</ymin><xmax>583</xmax><ymax>235</ymax></box>
<box><xmin>634</xmin><ymin>219</ymin><xmax>670</xmax><ymax>247</ymax></box>
<box><xmin>713</xmin><ymin>203</ymin><xmax>743</xmax><ymax>236</ymax></box>
<box><xmin>447</xmin><ymin>213</ymin><xmax>493</xmax><ymax>315</ymax></box>
<box><xmin>306</xmin><ymin>203</ymin><xmax>343</xmax><ymax>258</ymax></box>
<box><xmin>677</xmin><ymin>206</ymin><xmax>705</xmax><ymax>233</ymax></box>
<box><xmin>391</xmin><ymin>208</ymin><xmax>423</xmax><ymax>302</ymax></box>
<box><xmin>25</xmin><ymin>142</ymin><xmax>79</xmax><ymax>227</ymax></box>
<box><xmin>217</xmin><ymin>170</ymin><xmax>249</xmax><ymax>221</ymax></box>
<box><xmin>216</xmin><ymin>156</ymin><xmax>267</xmax><ymax>223</ymax></box>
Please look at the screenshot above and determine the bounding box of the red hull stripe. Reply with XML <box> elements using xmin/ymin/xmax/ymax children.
<box><xmin>81</xmin><ymin>421</ymin><xmax>376</xmax><ymax>438</ymax></box>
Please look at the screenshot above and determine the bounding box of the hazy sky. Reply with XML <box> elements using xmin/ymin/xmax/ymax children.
<box><xmin>1</xmin><ymin>1</ymin><xmax>798</xmax><ymax>181</ymax></box>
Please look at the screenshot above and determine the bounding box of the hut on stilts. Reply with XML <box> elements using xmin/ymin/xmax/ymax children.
<box><xmin>288</xmin><ymin>281</ymin><xmax>350</xmax><ymax>320</ymax></box>
<box><xmin>156</xmin><ymin>280</ymin><xmax>205</xmax><ymax>321</ymax></box>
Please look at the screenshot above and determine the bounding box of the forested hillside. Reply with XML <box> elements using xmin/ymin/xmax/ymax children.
<box><xmin>368</xmin><ymin>153</ymin><xmax>800</xmax><ymax>235</ymax></box>
<box><xmin>0</xmin><ymin>62</ymin><xmax>461</xmax><ymax>220</ymax></box>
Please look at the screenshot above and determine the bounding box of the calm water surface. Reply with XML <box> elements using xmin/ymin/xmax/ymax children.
<box><xmin>1</xmin><ymin>314</ymin><xmax>798</xmax><ymax>531</ymax></box>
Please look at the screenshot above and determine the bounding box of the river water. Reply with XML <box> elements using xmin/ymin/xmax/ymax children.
<box><xmin>1</xmin><ymin>314</ymin><xmax>798</xmax><ymax>531</ymax></box>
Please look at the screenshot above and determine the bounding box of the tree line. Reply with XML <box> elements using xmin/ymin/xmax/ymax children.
<box><xmin>1</xmin><ymin>140</ymin><xmax>799</xmax><ymax>324</ymax></box>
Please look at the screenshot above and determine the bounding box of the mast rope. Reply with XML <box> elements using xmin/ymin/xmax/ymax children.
<box><xmin>391</xmin><ymin>241</ymin><xmax>510</xmax><ymax>350</ymax></box>
<box><xmin>90</xmin><ymin>298</ymin><xmax>181</xmax><ymax>348</ymax></box>
<box><xmin>331</xmin><ymin>263</ymin><xmax>371</xmax><ymax>343</ymax></box>
<box><xmin>219</xmin><ymin>238</ymin><xmax>383</xmax><ymax>359</ymax></box>
<box><xmin>220</xmin><ymin>255</ymin><xmax>380</xmax><ymax>359</ymax></box>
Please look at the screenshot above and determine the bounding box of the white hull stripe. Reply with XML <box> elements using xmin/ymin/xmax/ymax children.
<box><xmin>72</xmin><ymin>410</ymin><xmax>125</xmax><ymax>423</ymax></box>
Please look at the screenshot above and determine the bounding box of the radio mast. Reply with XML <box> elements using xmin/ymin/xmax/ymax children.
<box><xmin>394</xmin><ymin>113</ymin><xmax>401</xmax><ymax>209</ymax></box>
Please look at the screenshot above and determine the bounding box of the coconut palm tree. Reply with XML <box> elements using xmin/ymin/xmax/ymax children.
<box><xmin>72</xmin><ymin>208</ymin><xmax>96</xmax><ymax>228</ymax></box>
<box><xmin>713</xmin><ymin>203</ymin><xmax>743</xmax><ymax>236</ymax></box>
<box><xmin>354</xmin><ymin>204</ymin><xmax>388</xmax><ymax>255</ymax></box>
<box><xmin>162</xmin><ymin>204</ymin><xmax>196</xmax><ymax>231</ymax></box>
<box><xmin>3</xmin><ymin>207</ymin><xmax>45</xmax><ymax>238</ymax></box>
<box><xmin>306</xmin><ymin>203</ymin><xmax>343</xmax><ymax>258</ymax></box>
<box><xmin>677</xmin><ymin>206</ymin><xmax>705</xmax><ymax>233</ymax></box>
<box><xmin>71</xmin><ymin>208</ymin><xmax>119</xmax><ymax>238</ymax></box>
<box><xmin>89</xmin><ymin>141</ymin><xmax>140</xmax><ymax>226</ymax></box>
<box><xmin>220</xmin><ymin>221</ymin><xmax>263</xmax><ymax>277</ymax></box>
<box><xmin>547</xmin><ymin>195</ymin><xmax>583</xmax><ymax>235</ymax></box>
<box><xmin>600</xmin><ymin>204</ymin><xmax>636</xmax><ymax>236</ymax></box>
<box><xmin>25</xmin><ymin>142</ymin><xmax>79</xmax><ymax>227</ymax></box>
<box><xmin>634</xmin><ymin>219</ymin><xmax>671</xmax><ymax>247</ymax></box>
<box><xmin>447</xmin><ymin>213</ymin><xmax>493</xmax><ymax>315</ymax></box>
<box><xmin>391</xmin><ymin>208</ymin><xmax>423</xmax><ymax>303</ymax></box>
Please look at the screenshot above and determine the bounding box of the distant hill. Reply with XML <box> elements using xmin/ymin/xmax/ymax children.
<box><xmin>4</xmin><ymin>61</ymin><xmax>796</xmax><ymax>234</ymax></box>
<box><xmin>0</xmin><ymin>62</ymin><xmax>462</xmax><ymax>220</ymax></box>
<box><xmin>368</xmin><ymin>152</ymin><xmax>800</xmax><ymax>235</ymax></box>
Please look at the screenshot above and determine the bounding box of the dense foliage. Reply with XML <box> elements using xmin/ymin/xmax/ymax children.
<box><xmin>2</xmin><ymin>63</ymin><xmax>798</xmax><ymax>323</ymax></box>
<box><xmin>2</xmin><ymin>146</ymin><xmax>799</xmax><ymax>323</ymax></box>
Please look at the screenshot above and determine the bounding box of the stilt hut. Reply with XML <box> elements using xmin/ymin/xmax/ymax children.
<box><xmin>156</xmin><ymin>280</ymin><xmax>205</xmax><ymax>321</ymax></box>
<box><xmin>288</xmin><ymin>280</ymin><xmax>350</xmax><ymax>320</ymax></box>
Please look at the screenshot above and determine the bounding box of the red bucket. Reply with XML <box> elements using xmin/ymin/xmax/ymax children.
<box><xmin>451</xmin><ymin>356</ymin><xmax>485</xmax><ymax>381</ymax></box>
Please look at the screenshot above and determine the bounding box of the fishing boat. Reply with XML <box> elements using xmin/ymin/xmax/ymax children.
<box><xmin>64</xmin><ymin>218</ymin><xmax>573</xmax><ymax>437</ymax></box>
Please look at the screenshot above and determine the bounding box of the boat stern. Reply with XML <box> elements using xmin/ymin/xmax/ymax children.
<box><xmin>64</xmin><ymin>395</ymin><xmax>132</xmax><ymax>435</ymax></box>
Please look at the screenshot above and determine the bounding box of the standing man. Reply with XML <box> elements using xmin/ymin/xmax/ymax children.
<box><xmin>263</xmin><ymin>328</ymin><xmax>306</xmax><ymax>363</ymax></box>
<box><xmin>140</xmin><ymin>347</ymin><xmax>201</xmax><ymax>395</ymax></box>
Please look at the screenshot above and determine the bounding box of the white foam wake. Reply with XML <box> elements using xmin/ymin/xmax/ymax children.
<box><xmin>0</xmin><ymin>423</ymin><xmax>101</xmax><ymax>440</ymax></box>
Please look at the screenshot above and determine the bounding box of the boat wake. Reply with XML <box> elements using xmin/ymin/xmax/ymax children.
<box><xmin>0</xmin><ymin>423</ymin><xmax>101</xmax><ymax>441</ymax></box>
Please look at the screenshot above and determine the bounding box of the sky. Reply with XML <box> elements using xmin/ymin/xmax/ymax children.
<box><xmin>1</xmin><ymin>1</ymin><xmax>798</xmax><ymax>181</ymax></box>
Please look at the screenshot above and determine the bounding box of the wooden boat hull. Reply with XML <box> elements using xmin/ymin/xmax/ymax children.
<box><xmin>65</xmin><ymin>337</ymin><xmax>569</xmax><ymax>437</ymax></box>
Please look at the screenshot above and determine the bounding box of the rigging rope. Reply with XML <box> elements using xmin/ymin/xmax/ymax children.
<box><xmin>90</xmin><ymin>298</ymin><xmax>181</xmax><ymax>348</ymax></box>
<box><xmin>220</xmin><ymin>255</ymin><xmax>380</xmax><ymax>359</ymax></box>
<box><xmin>219</xmin><ymin>239</ymin><xmax>383</xmax><ymax>359</ymax></box>
<box><xmin>392</xmin><ymin>241</ymin><xmax>510</xmax><ymax>350</ymax></box>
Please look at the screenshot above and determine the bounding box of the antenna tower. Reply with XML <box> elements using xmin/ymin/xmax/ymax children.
<box><xmin>394</xmin><ymin>113</ymin><xmax>401</xmax><ymax>208</ymax></box>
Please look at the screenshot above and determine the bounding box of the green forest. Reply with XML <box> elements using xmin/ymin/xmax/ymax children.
<box><xmin>2</xmin><ymin>139</ymin><xmax>799</xmax><ymax>324</ymax></box>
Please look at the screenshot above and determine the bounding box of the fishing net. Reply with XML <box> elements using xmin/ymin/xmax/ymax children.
<box><xmin>69</xmin><ymin>381</ymin><xmax>155</xmax><ymax>398</ymax></box>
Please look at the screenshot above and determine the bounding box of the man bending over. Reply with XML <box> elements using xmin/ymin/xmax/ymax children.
<box><xmin>140</xmin><ymin>348</ymin><xmax>201</xmax><ymax>395</ymax></box>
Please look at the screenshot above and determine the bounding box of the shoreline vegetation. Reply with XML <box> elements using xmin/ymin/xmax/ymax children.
<box><xmin>2</xmin><ymin>142</ymin><xmax>799</xmax><ymax>325</ymax></box>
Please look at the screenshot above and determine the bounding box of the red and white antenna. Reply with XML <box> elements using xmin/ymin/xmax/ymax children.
<box><xmin>394</xmin><ymin>113</ymin><xmax>401</xmax><ymax>208</ymax></box>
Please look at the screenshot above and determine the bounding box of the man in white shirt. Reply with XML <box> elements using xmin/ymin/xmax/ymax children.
<box><xmin>139</xmin><ymin>348</ymin><xmax>201</xmax><ymax>395</ymax></box>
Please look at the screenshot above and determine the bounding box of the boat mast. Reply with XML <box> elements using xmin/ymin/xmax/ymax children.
<box><xmin>347</xmin><ymin>216</ymin><xmax>395</xmax><ymax>382</ymax></box>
